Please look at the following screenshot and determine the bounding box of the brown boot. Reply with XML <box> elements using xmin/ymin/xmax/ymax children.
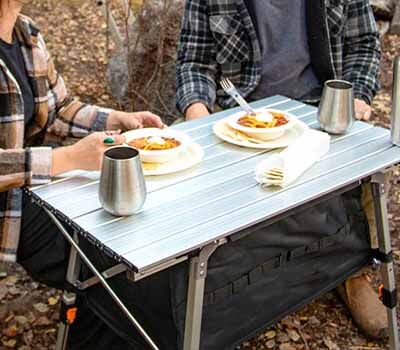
<box><xmin>336</xmin><ymin>274</ymin><xmax>388</xmax><ymax>339</ymax></box>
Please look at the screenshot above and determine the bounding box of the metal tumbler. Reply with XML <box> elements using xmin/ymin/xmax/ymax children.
<box><xmin>99</xmin><ymin>146</ymin><xmax>147</xmax><ymax>216</ymax></box>
<box><xmin>391</xmin><ymin>56</ymin><xmax>400</xmax><ymax>146</ymax></box>
<box><xmin>317</xmin><ymin>80</ymin><xmax>355</xmax><ymax>134</ymax></box>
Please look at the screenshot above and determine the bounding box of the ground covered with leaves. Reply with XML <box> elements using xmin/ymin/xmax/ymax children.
<box><xmin>0</xmin><ymin>1</ymin><xmax>399</xmax><ymax>349</ymax></box>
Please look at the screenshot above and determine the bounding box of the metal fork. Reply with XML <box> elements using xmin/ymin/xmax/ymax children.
<box><xmin>220</xmin><ymin>78</ymin><xmax>256</xmax><ymax>115</ymax></box>
<box><xmin>264</xmin><ymin>167</ymin><xmax>284</xmax><ymax>181</ymax></box>
<box><xmin>262</xmin><ymin>167</ymin><xmax>284</xmax><ymax>185</ymax></box>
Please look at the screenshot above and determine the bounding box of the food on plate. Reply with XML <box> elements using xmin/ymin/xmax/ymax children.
<box><xmin>129</xmin><ymin>136</ymin><xmax>181</xmax><ymax>151</ymax></box>
<box><xmin>223</xmin><ymin>125</ymin><xmax>266</xmax><ymax>144</ymax></box>
<box><xmin>122</xmin><ymin>128</ymin><xmax>190</xmax><ymax>164</ymax></box>
<box><xmin>237</xmin><ymin>110</ymin><xmax>288</xmax><ymax>129</ymax></box>
<box><xmin>142</xmin><ymin>162</ymin><xmax>161</xmax><ymax>171</ymax></box>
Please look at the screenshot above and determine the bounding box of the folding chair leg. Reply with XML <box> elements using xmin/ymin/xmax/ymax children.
<box><xmin>56</xmin><ymin>233</ymin><xmax>80</xmax><ymax>350</ymax></box>
<box><xmin>371</xmin><ymin>173</ymin><xmax>400</xmax><ymax>350</ymax></box>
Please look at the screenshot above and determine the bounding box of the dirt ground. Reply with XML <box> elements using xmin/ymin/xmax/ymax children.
<box><xmin>0</xmin><ymin>1</ymin><xmax>399</xmax><ymax>349</ymax></box>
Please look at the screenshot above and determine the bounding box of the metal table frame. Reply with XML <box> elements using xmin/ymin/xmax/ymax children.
<box><xmin>25</xmin><ymin>96</ymin><xmax>399</xmax><ymax>350</ymax></box>
<box><xmin>37</xmin><ymin>171</ymin><xmax>399</xmax><ymax>350</ymax></box>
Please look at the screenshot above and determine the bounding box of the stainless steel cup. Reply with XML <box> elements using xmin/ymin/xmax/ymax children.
<box><xmin>99</xmin><ymin>146</ymin><xmax>146</xmax><ymax>216</ymax></box>
<box><xmin>317</xmin><ymin>80</ymin><xmax>355</xmax><ymax>134</ymax></box>
<box><xmin>391</xmin><ymin>56</ymin><xmax>400</xmax><ymax>146</ymax></box>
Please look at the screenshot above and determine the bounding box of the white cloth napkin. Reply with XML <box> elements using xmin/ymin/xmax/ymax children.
<box><xmin>255</xmin><ymin>129</ymin><xmax>331</xmax><ymax>187</ymax></box>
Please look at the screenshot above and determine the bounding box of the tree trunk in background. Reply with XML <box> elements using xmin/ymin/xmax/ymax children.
<box><xmin>107</xmin><ymin>0</ymin><xmax>184</xmax><ymax>125</ymax></box>
<box><xmin>391</xmin><ymin>2</ymin><xmax>400</xmax><ymax>34</ymax></box>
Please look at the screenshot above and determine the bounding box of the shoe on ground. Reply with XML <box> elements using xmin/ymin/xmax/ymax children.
<box><xmin>336</xmin><ymin>274</ymin><xmax>388</xmax><ymax>339</ymax></box>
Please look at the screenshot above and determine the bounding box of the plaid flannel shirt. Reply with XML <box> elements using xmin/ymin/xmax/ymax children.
<box><xmin>0</xmin><ymin>16</ymin><xmax>111</xmax><ymax>263</ymax></box>
<box><xmin>176</xmin><ymin>0</ymin><xmax>381</xmax><ymax>113</ymax></box>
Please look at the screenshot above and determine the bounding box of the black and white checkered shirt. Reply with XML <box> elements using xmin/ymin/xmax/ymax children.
<box><xmin>176</xmin><ymin>0</ymin><xmax>381</xmax><ymax>114</ymax></box>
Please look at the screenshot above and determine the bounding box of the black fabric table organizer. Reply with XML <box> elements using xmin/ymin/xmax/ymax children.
<box><xmin>82</xmin><ymin>188</ymin><xmax>372</xmax><ymax>350</ymax></box>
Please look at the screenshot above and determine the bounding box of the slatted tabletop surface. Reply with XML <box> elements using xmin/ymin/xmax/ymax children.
<box><xmin>30</xmin><ymin>96</ymin><xmax>400</xmax><ymax>273</ymax></box>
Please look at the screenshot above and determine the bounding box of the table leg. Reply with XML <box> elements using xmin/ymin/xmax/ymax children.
<box><xmin>44</xmin><ymin>208</ymin><xmax>160</xmax><ymax>350</ymax></box>
<box><xmin>371</xmin><ymin>173</ymin><xmax>399</xmax><ymax>350</ymax></box>
<box><xmin>56</xmin><ymin>233</ymin><xmax>80</xmax><ymax>350</ymax></box>
<box><xmin>183</xmin><ymin>241</ymin><xmax>223</xmax><ymax>350</ymax></box>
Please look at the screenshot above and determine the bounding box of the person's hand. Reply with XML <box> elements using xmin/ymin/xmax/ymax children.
<box><xmin>52</xmin><ymin>131</ymin><xmax>125</xmax><ymax>176</ymax></box>
<box><xmin>355</xmin><ymin>99</ymin><xmax>372</xmax><ymax>121</ymax></box>
<box><xmin>70</xmin><ymin>131</ymin><xmax>125</xmax><ymax>171</ymax></box>
<box><xmin>107</xmin><ymin>111</ymin><xmax>164</xmax><ymax>131</ymax></box>
<box><xmin>185</xmin><ymin>103</ymin><xmax>210</xmax><ymax>121</ymax></box>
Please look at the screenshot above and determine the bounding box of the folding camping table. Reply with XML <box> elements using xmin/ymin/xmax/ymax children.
<box><xmin>27</xmin><ymin>95</ymin><xmax>400</xmax><ymax>350</ymax></box>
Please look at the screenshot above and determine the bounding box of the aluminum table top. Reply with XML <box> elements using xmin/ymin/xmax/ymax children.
<box><xmin>30</xmin><ymin>96</ymin><xmax>400</xmax><ymax>273</ymax></box>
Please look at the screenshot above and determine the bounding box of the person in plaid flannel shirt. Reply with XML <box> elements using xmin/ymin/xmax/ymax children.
<box><xmin>0</xmin><ymin>0</ymin><xmax>164</xmax><ymax>330</ymax></box>
<box><xmin>176</xmin><ymin>0</ymin><xmax>387</xmax><ymax>339</ymax></box>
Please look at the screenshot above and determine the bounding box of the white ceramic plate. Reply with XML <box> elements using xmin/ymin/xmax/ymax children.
<box><xmin>141</xmin><ymin>142</ymin><xmax>204</xmax><ymax>176</ymax></box>
<box><xmin>213</xmin><ymin>118</ymin><xmax>308</xmax><ymax>149</ymax></box>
